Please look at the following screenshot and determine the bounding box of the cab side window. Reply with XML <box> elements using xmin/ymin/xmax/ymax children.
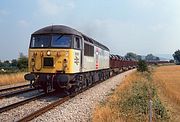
<box><xmin>84</xmin><ymin>43</ymin><xmax>94</xmax><ymax>57</ymax></box>
<box><xmin>74</xmin><ymin>37</ymin><xmax>81</xmax><ymax>49</ymax></box>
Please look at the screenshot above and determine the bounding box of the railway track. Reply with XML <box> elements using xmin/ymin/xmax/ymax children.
<box><xmin>18</xmin><ymin>96</ymin><xmax>70</xmax><ymax>122</ymax></box>
<box><xmin>0</xmin><ymin>84</ymin><xmax>30</xmax><ymax>93</ymax></box>
<box><xmin>0</xmin><ymin>93</ymin><xmax>46</xmax><ymax>113</ymax></box>
<box><xmin>17</xmin><ymin>79</ymin><xmax>108</xmax><ymax>122</ymax></box>
<box><xmin>0</xmin><ymin>88</ymin><xmax>35</xmax><ymax>99</ymax></box>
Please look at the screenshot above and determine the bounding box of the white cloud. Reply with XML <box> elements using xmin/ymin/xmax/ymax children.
<box><xmin>17</xmin><ymin>20</ymin><xmax>30</xmax><ymax>28</ymax></box>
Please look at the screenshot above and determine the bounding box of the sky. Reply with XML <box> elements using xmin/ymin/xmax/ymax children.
<box><xmin>0</xmin><ymin>0</ymin><xmax>180</xmax><ymax>60</ymax></box>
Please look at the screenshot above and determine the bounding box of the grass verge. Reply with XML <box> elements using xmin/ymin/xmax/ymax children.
<box><xmin>0</xmin><ymin>72</ymin><xmax>27</xmax><ymax>86</ymax></box>
<box><xmin>93</xmin><ymin>70</ymin><xmax>170</xmax><ymax>122</ymax></box>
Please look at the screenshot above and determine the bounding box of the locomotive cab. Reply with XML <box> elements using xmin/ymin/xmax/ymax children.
<box><xmin>29</xmin><ymin>34</ymin><xmax>82</xmax><ymax>73</ymax></box>
<box><xmin>25</xmin><ymin>26</ymin><xmax>84</xmax><ymax>92</ymax></box>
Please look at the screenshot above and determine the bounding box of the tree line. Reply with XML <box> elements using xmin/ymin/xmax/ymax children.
<box><xmin>125</xmin><ymin>50</ymin><xmax>180</xmax><ymax>65</ymax></box>
<box><xmin>0</xmin><ymin>53</ymin><xmax>28</xmax><ymax>73</ymax></box>
<box><xmin>124</xmin><ymin>52</ymin><xmax>160</xmax><ymax>61</ymax></box>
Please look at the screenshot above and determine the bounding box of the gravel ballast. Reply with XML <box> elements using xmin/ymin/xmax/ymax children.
<box><xmin>32</xmin><ymin>70</ymin><xmax>135</xmax><ymax>122</ymax></box>
<box><xmin>0</xmin><ymin>90</ymin><xmax>42</xmax><ymax>108</ymax></box>
<box><xmin>0</xmin><ymin>94</ymin><xmax>60</xmax><ymax>122</ymax></box>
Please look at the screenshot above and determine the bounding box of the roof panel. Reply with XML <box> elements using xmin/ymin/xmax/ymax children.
<box><xmin>33</xmin><ymin>25</ymin><xmax>82</xmax><ymax>36</ymax></box>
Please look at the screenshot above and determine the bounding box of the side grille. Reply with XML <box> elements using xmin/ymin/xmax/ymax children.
<box><xmin>43</xmin><ymin>57</ymin><xmax>54</xmax><ymax>67</ymax></box>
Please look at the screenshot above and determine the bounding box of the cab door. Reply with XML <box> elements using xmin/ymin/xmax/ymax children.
<box><xmin>73</xmin><ymin>36</ymin><xmax>82</xmax><ymax>72</ymax></box>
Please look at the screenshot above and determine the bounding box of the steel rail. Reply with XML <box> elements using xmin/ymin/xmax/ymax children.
<box><xmin>18</xmin><ymin>96</ymin><xmax>70</xmax><ymax>122</ymax></box>
<box><xmin>0</xmin><ymin>93</ymin><xmax>46</xmax><ymax>113</ymax></box>
<box><xmin>0</xmin><ymin>84</ymin><xmax>30</xmax><ymax>92</ymax></box>
<box><xmin>0</xmin><ymin>88</ymin><xmax>35</xmax><ymax>99</ymax></box>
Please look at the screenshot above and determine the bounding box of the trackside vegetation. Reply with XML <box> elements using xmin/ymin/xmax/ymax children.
<box><xmin>137</xmin><ymin>60</ymin><xmax>148</xmax><ymax>72</ymax></box>
<box><xmin>93</xmin><ymin>69</ymin><xmax>170</xmax><ymax>122</ymax></box>
<box><xmin>0</xmin><ymin>53</ymin><xmax>28</xmax><ymax>74</ymax></box>
<box><xmin>0</xmin><ymin>72</ymin><xmax>26</xmax><ymax>86</ymax></box>
<box><xmin>0</xmin><ymin>53</ymin><xmax>28</xmax><ymax>85</ymax></box>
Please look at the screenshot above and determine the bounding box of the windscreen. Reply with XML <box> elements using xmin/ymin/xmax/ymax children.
<box><xmin>31</xmin><ymin>35</ymin><xmax>51</xmax><ymax>48</ymax></box>
<box><xmin>51</xmin><ymin>35</ymin><xmax>71</xmax><ymax>47</ymax></box>
<box><xmin>30</xmin><ymin>34</ymin><xmax>72</xmax><ymax>48</ymax></box>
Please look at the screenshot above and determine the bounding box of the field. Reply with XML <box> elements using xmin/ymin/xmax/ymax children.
<box><xmin>152</xmin><ymin>65</ymin><xmax>180</xmax><ymax>121</ymax></box>
<box><xmin>93</xmin><ymin>65</ymin><xmax>180</xmax><ymax>122</ymax></box>
<box><xmin>0</xmin><ymin>72</ymin><xmax>27</xmax><ymax>86</ymax></box>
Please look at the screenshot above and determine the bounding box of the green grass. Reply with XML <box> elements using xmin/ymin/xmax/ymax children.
<box><xmin>119</xmin><ymin>79</ymin><xmax>169</xmax><ymax>121</ymax></box>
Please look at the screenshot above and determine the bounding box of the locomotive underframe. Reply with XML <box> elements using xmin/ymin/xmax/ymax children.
<box><xmin>25</xmin><ymin>68</ymin><xmax>110</xmax><ymax>93</ymax></box>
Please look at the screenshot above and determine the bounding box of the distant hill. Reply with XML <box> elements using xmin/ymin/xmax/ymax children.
<box><xmin>140</xmin><ymin>54</ymin><xmax>173</xmax><ymax>61</ymax></box>
<box><xmin>155</xmin><ymin>54</ymin><xmax>173</xmax><ymax>61</ymax></box>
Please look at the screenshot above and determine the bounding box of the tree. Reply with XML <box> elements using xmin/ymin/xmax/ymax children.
<box><xmin>11</xmin><ymin>59</ymin><xmax>18</xmax><ymax>67</ymax></box>
<box><xmin>137</xmin><ymin>55</ymin><xmax>142</xmax><ymax>60</ymax></box>
<box><xmin>0</xmin><ymin>60</ymin><xmax>3</xmax><ymax>67</ymax></box>
<box><xmin>137</xmin><ymin>60</ymin><xmax>148</xmax><ymax>72</ymax></box>
<box><xmin>169</xmin><ymin>59</ymin><xmax>174</xmax><ymax>63</ymax></box>
<box><xmin>155</xmin><ymin>57</ymin><xmax>160</xmax><ymax>61</ymax></box>
<box><xmin>17</xmin><ymin>53</ymin><xmax>28</xmax><ymax>70</ymax></box>
<box><xmin>3</xmin><ymin>60</ymin><xmax>10</xmax><ymax>68</ymax></box>
<box><xmin>145</xmin><ymin>54</ymin><xmax>160</xmax><ymax>61</ymax></box>
<box><xmin>173</xmin><ymin>50</ymin><xmax>180</xmax><ymax>65</ymax></box>
<box><xmin>17</xmin><ymin>57</ymin><xmax>28</xmax><ymax>70</ymax></box>
<box><xmin>125</xmin><ymin>52</ymin><xmax>140</xmax><ymax>60</ymax></box>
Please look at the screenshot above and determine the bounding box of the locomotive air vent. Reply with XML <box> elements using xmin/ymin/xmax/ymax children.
<box><xmin>43</xmin><ymin>57</ymin><xmax>54</xmax><ymax>67</ymax></box>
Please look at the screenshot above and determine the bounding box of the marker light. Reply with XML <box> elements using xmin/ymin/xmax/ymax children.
<box><xmin>33</xmin><ymin>52</ymin><xmax>37</xmax><ymax>56</ymax></box>
<box><xmin>40</xmin><ymin>52</ymin><xmax>44</xmax><ymax>57</ymax></box>
<box><xmin>57</xmin><ymin>52</ymin><xmax>61</xmax><ymax>57</ymax></box>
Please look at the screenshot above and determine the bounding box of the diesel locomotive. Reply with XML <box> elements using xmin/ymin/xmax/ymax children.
<box><xmin>24</xmin><ymin>25</ymin><xmax>111</xmax><ymax>93</ymax></box>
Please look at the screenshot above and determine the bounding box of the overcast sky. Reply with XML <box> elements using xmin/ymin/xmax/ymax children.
<box><xmin>0</xmin><ymin>0</ymin><xmax>180</xmax><ymax>60</ymax></box>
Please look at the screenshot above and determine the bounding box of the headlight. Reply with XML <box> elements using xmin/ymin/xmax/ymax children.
<box><xmin>47</xmin><ymin>51</ymin><xmax>51</xmax><ymax>56</ymax></box>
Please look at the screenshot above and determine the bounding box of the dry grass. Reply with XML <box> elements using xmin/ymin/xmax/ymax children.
<box><xmin>93</xmin><ymin>72</ymin><xmax>146</xmax><ymax>122</ymax></box>
<box><xmin>0</xmin><ymin>72</ymin><xmax>26</xmax><ymax>86</ymax></box>
<box><xmin>93</xmin><ymin>105</ymin><xmax>119</xmax><ymax>122</ymax></box>
<box><xmin>152</xmin><ymin>65</ymin><xmax>180</xmax><ymax>121</ymax></box>
<box><xmin>93</xmin><ymin>68</ymin><xmax>174</xmax><ymax>122</ymax></box>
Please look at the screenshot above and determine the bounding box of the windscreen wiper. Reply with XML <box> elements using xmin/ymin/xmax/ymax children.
<box><xmin>54</xmin><ymin>34</ymin><xmax>64</xmax><ymax>42</ymax></box>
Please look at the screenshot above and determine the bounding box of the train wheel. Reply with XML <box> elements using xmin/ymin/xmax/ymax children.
<box><xmin>88</xmin><ymin>78</ymin><xmax>92</xmax><ymax>86</ymax></box>
<box><xmin>69</xmin><ymin>85</ymin><xmax>79</xmax><ymax>94</ymax></box>
<box><xmin>83</xmin><ymin>79</ymin><xmax>88</xmax><ymax>88</ymax></box>
<box><xmin>67</xmin><ymin>79</ymin><xmax>78</xmax><ymax>94</ymax></box>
